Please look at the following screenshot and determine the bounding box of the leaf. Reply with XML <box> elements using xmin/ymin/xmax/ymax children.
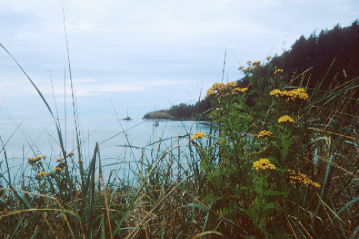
<box><xmin>16</xmin><ymin>192</ymin><xmax>31</xmax><ymax>209</ymax></box>
<box><xmin>100</xmin><ymin>215</ymin><xmax>106</xmax><ymax>239</ymax></box>
<box><xmin>192</xmin><ymin>230</ymin><xmax>224</xmax><ymax>239</ymax></box>
<box><xmin>320</xmin><ymin>155</ymin><xmax>334</xmax><ymax>198</ymax></box>
<box><xmin>337</xmin><ymin>197</ymin><xmax>359</xmax><ymax>216</ymax></box>
<box><xmin>316</xmin><ymin>154</ymin><xmax>334</xmax><ymax>215</ymax></box>
<box><xmin>344</xmin><ymin>140</ymin><xmax>359</xmax><ymax>147</ymax></box>
<box><xmin>0</xmin><ymin>208</ymin><xmax>81</xmax><ymax>221</ymax></box>
<box><xmin>313</xmin><ymin>147</ymin><xmax>319</xmax><ymax>166</ymax></box>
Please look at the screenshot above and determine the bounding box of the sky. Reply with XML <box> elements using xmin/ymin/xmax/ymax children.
<box><xmin>0</xmin><ymin>0</ymin><xmax>358</xmax><ymax>124</ymax></box>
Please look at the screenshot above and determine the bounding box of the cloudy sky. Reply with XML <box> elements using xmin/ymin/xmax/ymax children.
<box><xmin>0</xmin><ymin>0</ymin><xmax>358</xmax><ymax>123</ymax></box>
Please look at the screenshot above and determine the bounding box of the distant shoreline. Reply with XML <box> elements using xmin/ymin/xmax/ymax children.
<box><xmin>143</xmin><ymin>109</ymin><xmax>198</xmax><ymax>121</ymax></box>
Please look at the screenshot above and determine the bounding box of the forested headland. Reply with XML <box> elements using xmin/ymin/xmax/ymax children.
<box><xmin>144</xmin><ymin>20</ymin><xmax>359</xmax><ymax>120</ymax></box>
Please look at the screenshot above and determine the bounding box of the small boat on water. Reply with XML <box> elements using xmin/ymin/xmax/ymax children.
<box><xmin>153</xmin><ymin>120</ymin><xmax>159</xmax><ymax>126</ymax></box>
<box><xmin>123</xmin><ymin>109</ymin><xmax>132</xmax><ymax>120</ymax></box>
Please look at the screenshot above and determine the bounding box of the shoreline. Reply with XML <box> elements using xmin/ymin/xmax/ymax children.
<box><xmin>143</xmin><ymin>109</ymin><xmax>201</xmax><ymax>121</ymax></box>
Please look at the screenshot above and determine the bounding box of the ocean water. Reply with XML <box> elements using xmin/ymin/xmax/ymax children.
<box><xmin>0</xmin><ymin>116</ymin><xmax>211</xmax><ymax>182</ymax></box>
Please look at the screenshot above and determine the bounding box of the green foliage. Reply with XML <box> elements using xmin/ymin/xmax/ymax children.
<box><xmin>187</xmin><ymin>61</ymin><xmax>358</xmax><ymax>238</ymax></box>
<box><xmin>272</xmin><ymin>20</ymin><xmax>359</xmax><ymax>97</ymax></box>
<box><xmin>169</xmin><ymin>103</ymin><xmax>194</xmax><ymax>119</ymax></box>
<box><xmin>0</xmin><ymin>65</ymin><xmax>358</xmax><ymax>238</ymax></box>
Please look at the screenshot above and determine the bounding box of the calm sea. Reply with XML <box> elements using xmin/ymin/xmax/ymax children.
<box><xmin>0</xmin><ymin>116</ymin><xmax>210</xmax><ymax>182</ymax></box>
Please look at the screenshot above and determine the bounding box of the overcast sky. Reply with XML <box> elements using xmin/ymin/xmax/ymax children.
<box><xmin>0</xmin><ymin>0</ymin><xmax>358</xmax><ymax>123</ymax></box>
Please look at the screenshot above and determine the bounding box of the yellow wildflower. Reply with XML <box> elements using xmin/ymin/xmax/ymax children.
<box><xmin>36</xmin><ymin>171</ymin><xmax>48</xmax><ymax>178</ymax></box>
<box><xmin>190</xmin><ymin>132</ymin><xmax>207</xmax><ymax>140</ymax></box>
<box><xmin>207</xmin><ymin>81</ymin><xmax>243</xmax><ymax>97</ymax></box>
<box><xmin>227</xmin><ymin>81</ymin><xmax>237</xmax><ymax>88</ymax></box>
<box><xmin>206</xmin><ymin>82</ymin><xmax>225</xmax><ymax>97</ymax></box>
<box><xmin>238</xmin><ymin>65</ymin><xmax>244</xmax><ymax>70</ymax></box>
<box><xmin>269</xmin><ymin>88</ymin><xmax>309</xmax><ymax>101</ymax></box>
<box><xmin>269</xmin><ymin>89</ymin><xmax>282</xmax><ymax>97</ymax></box>
<box><xmin>244</xmin><ymin>67</ymin><xmax>251</xmax><ymax>73</ymax></box>
<box><xmin>285</xmin><ymin>88</ymin><xmax>309</xmax><ymax>101</ymax></box>
<box><xmin>274</xmin><ymin>68</ymin><xmax>284</xmax><ymax>75</ymax></box>
<box><xmin>57</xmin><ymin>162</ymin><xmax>67</xmax><ymax>168</ymax></box>
<box><xmin>288</xmin><ymin>169</ymin><xmax>321</xmax><ymax>188</ymax></box>
<box><xmin>252</xmin><ymin>60</ymin><xmax>261</xmax><ymax>66</ymax></box>
<box><xmin>253</xmin><ymin>158</ymin><xmax>276</xmax><ymax>171</ymax></box>
<box><xmin>231</xmin><ymin>87</ymin><xmax>248</xmax><ymax>95</ymax></box>
<box><xmin>54</xmin><ymin>167</ymin><xmax>62</xmax><ymax>172</ymax></box>
<box><xmin>67</xmin><ymin>152</ymin><xmax>75</xmax><ymax>157</ymax></box>
<box><xmin>278</xmin><ymin>115</ymin><xmax>295</xmax><ymax>123</ymax></box>
<box><xmin>257</xmin><ymin>130</ymin><xmax>272</xmax><ymax>138</ymax></box>
<box><xmin>207</xmin><ymin>88</ymin><xmax>215</xmax><ymax>96</ymax></box>
<box><xmin>28</xmin><ymin>155</ymin><xmax>46</xmax><ymax>164</ymax></box>
<box><xmin>298</xmin><ymin>92</ymin><xmax>309</xmax><ymax>101</ymax></box>
<box><xmin>56</xmin><ymin>157</ymin><xmax>64</xmax><ymax>163</ymax></box>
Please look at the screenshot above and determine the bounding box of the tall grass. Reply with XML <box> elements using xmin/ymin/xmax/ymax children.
<box><xmin>0</xmin><ymin>48</ymin><xmax>358</xmax><ymax>238</ymax></box>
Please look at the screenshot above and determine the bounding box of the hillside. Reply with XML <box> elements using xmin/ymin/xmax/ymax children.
<box><xmin>145</xmin><ymin>20</ymin><xmax>359</xmax><ymax>120</ymax></box>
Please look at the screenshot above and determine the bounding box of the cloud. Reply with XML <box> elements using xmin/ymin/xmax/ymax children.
<box><xmin>57</xmin><ymin>78</ymin><xmax>188</xmax><ymax>96</ymax></box>
<box><xmin>0</xmin><ymin>73</ymin><xmax>188</xmax><ymax>98</ymax></box>
<box><xmin>0</xmin><ymin>0</ymin><xmax>357</xmax><ymax>116</ymax></box>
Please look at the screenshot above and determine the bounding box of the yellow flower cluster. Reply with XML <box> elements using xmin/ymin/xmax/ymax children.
<box><xmin>252</xmin><ymin>61</ymin><xmax>261</xmax><ymax>69</ymax></box>
<box><xmin>190</xmin><ymin>132</ymin><xmax>207</xmax><ymax>140</ymax></box>
<box><xmin>288</xmin><ymin>170</ymin><xmax>321</xmax><ymax>188</ymax></box>
<box><xmin>35</xmin><ymin>166</ymin><xmax>63</xmax><ymax>179</ymax></box>
<box><xmin>28</xmin><ymin>155</ymin><xmax>46</xmax><ymax>164</ymax></box>
<box><xmin>206</xmin><ymin>82</ymin><xmax>229</xmax><ymax>96</ymax></box>
<box><xmin>231</xmin><ymin>87</ymin><xmax>248</xmax><ymax>95</ymax></box>
<box><xmin>270</xmin><ymin>88</ymin><xmax>309</xmax><ymax>101</ymax></box>
<box><xmin>243</xmin><ymin>67</ymin><xmax>251</xmax><ymax>73</ymax></box>
<box><xmin>278</xmin><ymin>115</ymin><xmax>295</xmax><ymax>123</ymax></box>
<box><xmin>287</xmin><ymin>88</ymin><xmax>309</xmax><ymax>101</ymax></box>
<box><xmin>274</xmin><ymin>68</ymin><xmax>284</xmax><ymax>74</ymax></box>
<box><xmin>57</xmin><ymin>162</ymin><xmax>67</xmax><ymax>169</ymax></box>
<box><xmin>238</xmin><ymin>60</ymin><xmax>263</xmax><ymax>73</ymax></box>
<box><xmin>253</xmin><ymin>158</ymin><xmax>276</xmax><ymax>171</ymax></box>
<box><xmin>206</xmin><ymin>82</ymin><xmax>247</xmax><ymax>97</ymax></box>
<box><xmin>55</xmin><ymin>152</ymin><xmax>74</xmax><ymax>163</ymax></box>
<box><xmin>269</xmin><ymin>89</ymin><xmax>281</xmax><ymax>97</ymax></box>
<box><xmin>257</xmin><ymin>130</ymin><xmax>272</xmax><ymax>138</ymax></box>
<box><xmin>36</xmin><ymin>171</ymin><xmax>49</xmax><ymax>178</ymax></box>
